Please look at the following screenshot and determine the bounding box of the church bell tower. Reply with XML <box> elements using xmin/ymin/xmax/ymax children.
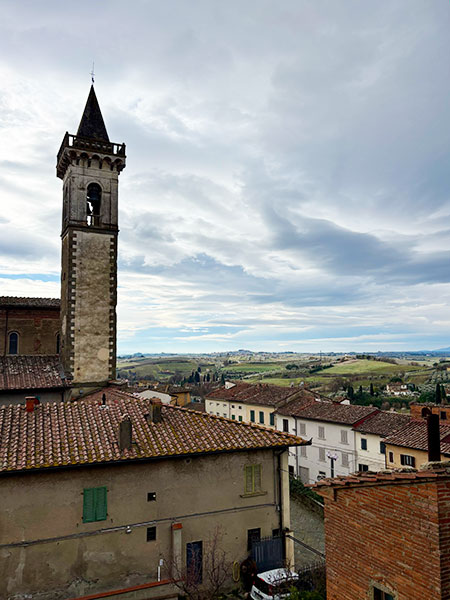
<box><xmin>57</xmin><ymin>86</ymin><xmax>126</xmax><ymax>395</ymax></box>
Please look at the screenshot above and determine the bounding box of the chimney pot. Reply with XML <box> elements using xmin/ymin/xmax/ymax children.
<box><xmin>25</xmin><ymin>396</ymin><xmax>39</xmax><ymax>413</ymax></box>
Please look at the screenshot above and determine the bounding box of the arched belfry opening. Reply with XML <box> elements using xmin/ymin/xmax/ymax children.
<box><xmin>86</xmin><ymin>183</ymin><xmax>102</xmax><ymax>226</ymax></box>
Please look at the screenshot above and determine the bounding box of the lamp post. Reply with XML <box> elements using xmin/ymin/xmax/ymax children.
<box><xmin>327</xmin><ymin>451</ymin><xmax>338</xmax><ymax>478</ymax></box>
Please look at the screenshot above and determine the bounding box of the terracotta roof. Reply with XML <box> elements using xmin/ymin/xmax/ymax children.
<box><xmin>313</xmin><ymin>467</ymin><xmax>450</xmax><ymax>491</ymax></box>
<box><xmin>0</xmin><ymin>388</ymin><xmax>306</xmax><ymax>473</ymax></box>
<box><xmin>277</xmin><ymin>400</ymin><xmax>378</xmax><ymax>425</ymax></box>
<box><xmin>384</xmin><ymin>420</ymin><xmax>450</xmax><ymax>454</ymax></box>
<box><xmin>353</xmin><ymin>411</ymin><xmax>410</xmax><ymax>437</ymax></box>
<box><xmin>207</xmin><ymin>382</ymin><xmax>318</xmax><ymax>408</ymax></box>
<box><xmin>0</xmin><ymin>355</ymin><xmax>67</xmax><ymax>391</ymax></box>
<box><xmin>0</xmin><ymin>297</ymin><xmax>60</xmax><ymax>309</ymax></box>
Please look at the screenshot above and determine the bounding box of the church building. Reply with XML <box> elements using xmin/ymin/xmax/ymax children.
<box><xmin>0</xmin><ymin>86</ymin><xmax>126</xmax><ymax>402</ymax></box>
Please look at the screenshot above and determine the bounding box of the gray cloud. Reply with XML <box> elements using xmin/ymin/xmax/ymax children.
<box><xmin>1</xmin><ymin>1</ymin><xmax>450</xmax><ymax>351</ymax></box>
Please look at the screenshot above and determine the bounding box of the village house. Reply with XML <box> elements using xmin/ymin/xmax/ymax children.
<box><xmin>275</xmin><ymin>400</ymin><xmax>379</xmax><ymax>484</ymax></box>
<box><xmin>315</xmin><ymin>462</ymin><xmax>450</xmax><ymax>600</ymax></box>
<box><xmin>205</xmin><ymin>381</ymin><xmax>321</xmax><ymax>428</ymax></box>
<box><xmin>385</xmin><ymin>382</ymin><xmax>411</xmax><ymax>396</ymax></box>
<box><xmin>353</xmin><ymin>411</ymin><xmax>410</xmax><ymax>471</ymax></box>
<box><xmin>0</xmin><ymin>387</ymin><xmax>306</xmax><ymax>600</ymax></box>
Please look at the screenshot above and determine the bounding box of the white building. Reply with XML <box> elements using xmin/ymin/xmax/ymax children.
<box><xmin>353</xmin><ymin>411</ymin><xmax>410</xmax><ymax>471</ymax></box>
<box><xmin>275</xmin><ymin>401</ymin><xmax>379</xmax><ymax>484</ymax></box>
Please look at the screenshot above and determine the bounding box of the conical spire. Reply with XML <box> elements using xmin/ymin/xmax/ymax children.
<box><xmin>76</xmin><ymin>85</ymin><xmax>110</xmax><ymax>142</ymax></box>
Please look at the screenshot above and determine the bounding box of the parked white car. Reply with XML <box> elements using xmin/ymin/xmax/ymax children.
<box><xmin>250</xmin><ymin>568</ymin><xmax>299</xmax><ymax>600</ymax></box>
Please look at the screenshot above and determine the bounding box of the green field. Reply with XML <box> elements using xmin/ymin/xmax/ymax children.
<box><xmin>224</xmin><ymin>362</ymin><xmax>285</xmax><ymax>373</ymax></box>
<box><xmin>322</xmin><ymin>359</ymin><xmax>425</xmax><ymax>375</ymax></box>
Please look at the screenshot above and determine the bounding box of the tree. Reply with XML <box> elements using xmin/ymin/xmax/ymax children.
<box><xmin>347</xmin><ymin>385</ymin><xmax>354</xmax><ymax>400</ymax></box>
<box><xmin>164</xmin><ymin>527</ymin><xmax>231</xmax><ymax>600</ymax></box>
<box><xmin>436</xmin><ymin>383</ymin><xmax>442</xmax><ymax>404</ymax></box>
<box><xmin>194</xmin><ymin>371</ymin><xmax>201</xmax><ymax>383</ymax></box>
<box><xmin>206</xmin><ymin>372</ymin><xmax>211</xmax><ymax>382</ymax></box>
<box><xmin>220</xmin><ymin>373</ymin><xmax>225</xmax><ymax>385</ymax></box>
<box><xmin>370</xmin><ymin>383</ymin><xmax>374</xmax><ymax>396</ymax></box>
<box><xmin>442</xmin><ymin>385</ymin><xmax>447</xmax><ymax>403</ymax></box>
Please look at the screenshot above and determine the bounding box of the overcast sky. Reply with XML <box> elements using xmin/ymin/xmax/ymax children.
<box><xmin>1</xmin><ymin>1</ymin><xmax>450</xmax><ymax>353</ymax></box>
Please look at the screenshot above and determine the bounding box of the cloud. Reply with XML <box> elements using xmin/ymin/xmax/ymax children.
<box><xmin>1</xmin><ymin>1</ymin><xmax>450</xmax><ymax>352</ymax></box>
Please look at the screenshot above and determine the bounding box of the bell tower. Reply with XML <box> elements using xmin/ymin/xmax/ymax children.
<box><xmin>57</xmin><ymin>86</ymin><xmax>126</xmax><ymax>396</ymax></box>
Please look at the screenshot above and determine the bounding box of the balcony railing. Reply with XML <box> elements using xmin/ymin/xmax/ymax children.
<box><xmin>57</xmin><ymin>132</ymin><xmax>126</xmax><ymax>165</ymax></box>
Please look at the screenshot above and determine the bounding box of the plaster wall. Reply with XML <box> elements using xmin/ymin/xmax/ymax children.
<box><xmin>0</xmin><ymin>448</ymin><xmax>286</xmax><ymax>599</ymax></box>
<box><xmin>354</xmin><ymin>431</ymin><xmax>386</xmax><ymax>471</ymax></box>
<box><xmin>276</xmin><ymin>416</ymin><xmax>357</xmax><ymax>484</ymax></box>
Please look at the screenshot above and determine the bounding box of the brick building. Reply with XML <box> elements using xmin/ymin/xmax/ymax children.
<box><xmin>315</xmin><ymin>464</ymin><xmax>450</xmax><ymax>600</ymax></box>
<box><xmin>0</xmin><ymin>296</ymin><xmax>60</xmax><ymax>357</ymax></box>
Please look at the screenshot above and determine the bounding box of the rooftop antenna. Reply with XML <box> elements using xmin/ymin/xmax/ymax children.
<box><xmin>90</xmin><ymin>62</ymin><xmax>95</xmax><ymax>85</ymax></box>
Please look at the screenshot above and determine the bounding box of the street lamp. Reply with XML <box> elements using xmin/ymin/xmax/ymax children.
<box><xmin>327</xmin><ymin>451</ymin><xmax>338</xmax><ymax>478</ymax></box>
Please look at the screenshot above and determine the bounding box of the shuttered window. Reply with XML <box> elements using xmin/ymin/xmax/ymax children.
<box><xmin>244</xmin><ymin>464</ymin><xmax>262</xmax><ymax>494</ymax></box>
<box><xmin>83</xmin><ymin>486</ymin><xmax>107</xmax><ymax>523</ymax></box>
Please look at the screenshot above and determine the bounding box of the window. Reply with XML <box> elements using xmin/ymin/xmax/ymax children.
<box><xmin>361</xmin><ymin>438</ymin><xmax>367</xmax><ymax>450</ymax></box>
<box><xmin>8</xmin><ymin>332</ymin><xmax>18</xmax><ymax>355</ymax></box>
<box><xmin>318</xmin><ymin>471</ymin><xmax>326</xmax><ymax>480</ymax></box>
<box><xmin>223</xmin><ymin>413</ymin><xmax>227</xmax><ymax>417</ymax></box>
<box><xmin>288</xmin><ymin>465</ymin><xmax>294</xmax><ymax>476</ymax></box>
<box><xmin>186</xmin><ymin>541</ymin><xmax>203</xmax><ymax>584</ymax></box>
<box><xmin>358</xmin><ymin>464</ymin><xmax>369</xmax><ymax>472</ymax></box>
<box><xmin>238</xmin><ymin>405</ymin><xmax>242</xmax><ymax>410</ymax></box>
<box><xmin>270</xmin><ymin>413</ymin><xmax>275</xmax><ymax>426</ymax></box>
<box><xmin>238</xmin><ymin>416</ymin><xmax>242</xmax><ymax>422</ymax></box>
<box><xmin>86</xmin><ymin>182</ymin><xmax>102</xmax><ymax>226</ymax></box>
<box><xmin>340</xmin><ymin>430</ymin><xmax>348</xmax><ymax>445</ymax></box>
<box><xmin>283</xmin><ymin>419</ymin><xmax>289</xmax><ymax>432</ymax></box>
<box><xmin>388</xmin><ymin>451</ymin><xmax>394</xmax><ymax>463</ymax></box>
<box><xmin>244</xmin><ymin>464</ymin><xmax>262</xmax><ymax>494</ymax></box>
<box><xmin>259</xmin><ymin>411</ymin><xmax>264</xmax><ymax>424</ymax></box>
<box><xmin>300</xmin><ymin>446</ymin><xmax>307</xmax><ymax>458</ymax></box>
<box><xmin>299</xmin><ymin>422</ymin><xmax>306</xmax><ymax>436</ymax></box>
<box><xmin>318</xmin><ymin>426</ymin><xmax>325</xmax><ymax>439</ymax></box>
<box><xmin>442</xmin><ymin>412</ymin><xmax>447</xmax><ymax>420</ymax></box>
<box><xmin>56</xmin><ymin>333</ymin><xmax>60</xmax><ymax>354</ymax></box>
<box><xmin>147</xmin><ymin>526</ymin><xmax>156</xmax><ymax>541</ymax></box>
<box><xmin>147</xmin><ymin>492</ymin><xmax>156</xmax><ymax>501</ymax></box>
<box><xmin>342</xmin><ymin>452</ymin><xmax>349</xmax><ymax>467</ymax></box>
<box><xmin>250</xmin><ymin>410</ymin><xmax>255</xmax><ymax>422</ymax></box>
<box><xmin>400</xmin><ymin>454</ymin><xmax>416</xmax><ymax>467</ymax></box>
<box><xmin>247</xmin><ymin>528</ymin><xmax>261</xmax><ymax>551</ymax></box>
<box><xmin>83</xmin><ymin>487</ymin><xmax>107</xmax><ymax>523</ymax></box>
<box><xmin>232</xmin><ymin>415</ymin><xmax>235</xmax><ymax>420</ymax></box>
<box><xmin>231</xmin><ymin>405</ymin><xmax>235</xmax><ymax>408</ymax></box>
<box><xmin>373</xmin><ymin>585</ymin><xmax>395</xmax><ymax>600</ymax></box>
<box><xmin>319</xmin><ymin>447</ymin><xmax>326</xmax><ymax>462</ymax></box>
<box><xmin>380</xmin><ymin>442</ymin><xmax>386</xmax><ymax>455</ymax></box>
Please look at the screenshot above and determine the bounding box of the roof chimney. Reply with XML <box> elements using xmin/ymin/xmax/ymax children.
<box><xmin>119</xmin><ymin>414</ymin><xmax>132</xmax><ymax>451</ymax></box>
<box><xmin>25</xmin><ymin>396</ymin><xmax>40</xmax><ymax>413</ymax></box>
<box><xmin>427</xmin><ymin>413</ymin><xmax>441</xmax><ymax>462</ymax></box>
<box><xmin>146</xmin><ymin>398</ymin><xmax>162</xmax><ymax>424</ymax></box>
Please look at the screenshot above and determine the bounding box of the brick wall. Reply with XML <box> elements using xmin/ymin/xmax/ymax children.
<box><xmin>321</xmin><ymin>481</ymin><xmax>442</xmax><ymax>599</ymax></box>
<box><xmin>410</xmin><ymin>403</ymin><xmax>450</xmax><ymax>421</ymax></box>
<box><xmin>0</xmin><ymin>307</ymin><xmax>60</xmax><ymax>356</ymax></box>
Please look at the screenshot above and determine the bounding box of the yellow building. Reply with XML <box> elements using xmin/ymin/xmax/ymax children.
<box><xmin>384</xmin><ymin>418</ymin><xmax>450</xmax><ymax>469</ymax></box>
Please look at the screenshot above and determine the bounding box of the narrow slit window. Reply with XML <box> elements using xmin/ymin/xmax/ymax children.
<box><xmin>8</xmin><ymin>332</ymin><xmax>18</xmax><ymax>355</ymax></box>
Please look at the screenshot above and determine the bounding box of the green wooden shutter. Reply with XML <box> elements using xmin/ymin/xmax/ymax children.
<box><xmin>95</xmin><ymin>487</ymin><xmax>107</xmax><ymax>521</ymax></box>
<box><xmin>254</xmin><ymin>465</ymin><xmax>261</xmax><ymax>491</ymax></box>
<box><xmin>83</xmin><ymin>488</ymin><xmax>96</xmax><ymax>523</ymax></box>
<box><xmin>245</xmin><ymin>466</ymin><xmax>253</xmax><ymax>493</ymax></box>
<box><xmin>270</xmin><ymin>413</ymin><xmax>275</xmax><ymax>426</ymax></box>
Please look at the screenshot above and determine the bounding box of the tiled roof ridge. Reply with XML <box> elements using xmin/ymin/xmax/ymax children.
<box><xmin>0</xmin><ymin>388</ymin><xmax>306</xmax><ymax>473</ymax></box>
<box><xmin>0</xmin><ymin>296</ymin><xmax>60</xmax><ymax>307</ymax></box>
<box><xmin>313</xmin><ymin>464</ymin><xmax>450</xmax><ymax>491</ymax></box>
